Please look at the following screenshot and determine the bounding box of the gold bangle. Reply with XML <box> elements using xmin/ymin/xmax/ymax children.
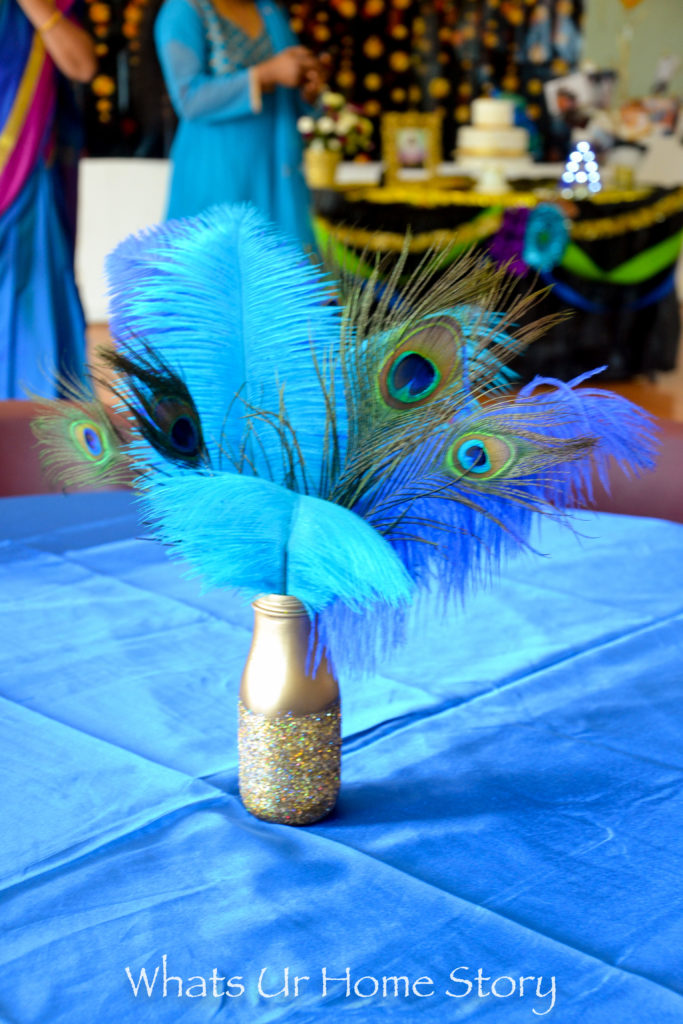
<box><xmin>38</xmin><ymin>8</ymin><xmax>63</xmax><ymax>32</ymax></box>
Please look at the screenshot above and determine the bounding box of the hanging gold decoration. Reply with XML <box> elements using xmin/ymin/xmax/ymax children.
<box><xmin>91</xmin><ymin>74</ymin><xmax>115</xmax><ymax>97</ymax></box>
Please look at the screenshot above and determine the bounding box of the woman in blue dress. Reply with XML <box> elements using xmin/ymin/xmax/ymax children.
<box><xmin>0</xmin><ymin>0</ymin><xmax>95</xmax><ymax>399</ymax></box>
<box><xmin>155</xmin><ymin>0</ymin><xmax>323</xmax><ymax>248</ymax></box>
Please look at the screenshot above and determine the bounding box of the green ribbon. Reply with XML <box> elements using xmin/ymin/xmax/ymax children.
<box><xmin>561</xmin><ymin>230</ymin><xmax>683</xmax><ymax>285</ymax></box>
<box><xmin>315</xmin><ymin>217</ymin><xmax>683</xmax><ymax>289</ymax></box>
<box><xmin>312</xmin><ymin>218</ymin><xmax>496</xmax><ymax>280</ymax></box>
<box><xmin>313</xmin><ymin>220</ymin><xmax>376</xmax><ymax>280</ymax></box>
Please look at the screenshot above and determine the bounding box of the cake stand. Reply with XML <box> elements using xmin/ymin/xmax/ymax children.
<box><xmin>456</xmin><ymin>154</ymin><xmax>536</xmax><ymax>193</ymax></box>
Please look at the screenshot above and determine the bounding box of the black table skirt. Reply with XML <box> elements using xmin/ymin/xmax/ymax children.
<box><xmin>313</xmin><ymin>185</ymin><xmax>682</xmax><ymax>382</ymax></box>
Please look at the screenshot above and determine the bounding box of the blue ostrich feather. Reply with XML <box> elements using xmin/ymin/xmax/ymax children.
<box><xmin>106</xmin><ymin>203</ymin><xmax>342</xmax><ymax>490</ymax></box>
<box><xmin>31</xmin><ymin>204</ymin><xmax>658</xmax><ymax>677</ymax></box>
<box><xmin>352</xmin><ymin>375</ymin><xmax>656</xmax><ymax>608</ymax></box>
<box><xmin>139</xmin><ymin>471</ymin><xmax>413</xmax><ymax>614</ymax></box>
<box><xmin>517</xmin><ymin>367</ymin><xmax>658</xmax><ymax>502</ymax></box>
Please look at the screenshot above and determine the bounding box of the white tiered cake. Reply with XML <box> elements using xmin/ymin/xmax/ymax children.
<box><xmin>456</xmin><ymin>98</ymin><xmax>533</xmax><ymax>190</ymax></box>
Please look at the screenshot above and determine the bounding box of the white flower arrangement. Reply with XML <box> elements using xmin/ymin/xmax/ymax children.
<box><xmin>297</xmin><ymin>91</ymin><xmax>373</xmax><ymax>157</ymax></box>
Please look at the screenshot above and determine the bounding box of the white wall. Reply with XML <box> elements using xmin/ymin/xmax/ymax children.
<box><xmin>75</xmin><ymin>158</ymin><xmax>170</xmax><ymax>323</ymax></box>
<box><xmin>583</xmin><ymin>0</ymin><xmax>683</xmax><ymax>101</ymax></box>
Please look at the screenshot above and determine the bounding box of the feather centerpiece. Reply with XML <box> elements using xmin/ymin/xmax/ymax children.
<box><xmin>32</xmin><ymin>203</ymin><xmax>657</xmax><ymax>677</ymax></box>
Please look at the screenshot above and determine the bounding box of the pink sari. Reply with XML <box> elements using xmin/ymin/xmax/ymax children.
<box><xmin>0</xmin><ymin>0</ymin><xmax>74</xmax><ymax>217</ymax></box>
<box><xmin>0</xmin><ymin>0</ymin><xmax>87</xmax><ymax>399</ymax></box>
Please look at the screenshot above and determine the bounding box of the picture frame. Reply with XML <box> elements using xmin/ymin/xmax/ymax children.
<box><xmin>543</xmin><ymin>71</ymin><xmax>594</xmax><ymax>120</ymax></box>
<box><xmin>381</xmin><ymin>111</ymin><xmax>443</xmax><ymax>186</ymax></box>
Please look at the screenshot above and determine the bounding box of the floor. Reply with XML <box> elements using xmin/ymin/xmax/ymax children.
<box><xmin>87</xmin><ymin>318</ymin><xmax>683</xmax><ymax>425</ymax></box>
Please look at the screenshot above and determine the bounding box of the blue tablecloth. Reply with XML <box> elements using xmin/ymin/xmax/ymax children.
<box><xmin>1</xmin><ymin>492</ymin><xmax>682</xmax><ymax>1023</ymax></box>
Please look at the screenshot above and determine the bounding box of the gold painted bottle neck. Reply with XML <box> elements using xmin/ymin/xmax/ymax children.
<box><xmin>252</xmin><ymin>594</ymin><xmax>308</xmax><ymax>617</ymax></box>
<box><xmin>240</xmin><ymin>594</ymin><xmax>339</xmax><ymax>716</ymax></box>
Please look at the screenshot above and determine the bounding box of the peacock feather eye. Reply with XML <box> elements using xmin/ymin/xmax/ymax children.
<box><xmin>387</xmin><ymin>351</ymin><xmax>440</xmax><ymax>404</ymax></box>
<box><xmin>446</xmin><ymin>433</ymin><xmax>515</xmax><ymax>481</ymax></box>
<box><xmin>379</xmin><ymin>317</ymin><xmax>462</xmax><ymax>411</ymax></box>
<box><xmin>152</xmin><ymin>398</ymin><xmax>202</xmax><ymax>458</ymax></box>
<box><xmin>106</xmin><ymin>345</ymin><xmax>208</xmax><ymax>469</ymax></box>
<box><xmin>129</xmin><ymin>389</ymin><xmax>207</xmax><ymax>467</ymax></box>
<box><xmin>457</xmin><ymin>439</ymin><xmax>490</xmax><ymax>474</ymax></box>
<box><xmin>70</xmin><ymin>420</ymin><xmax>107</xmax><ymax>462</ymax></box>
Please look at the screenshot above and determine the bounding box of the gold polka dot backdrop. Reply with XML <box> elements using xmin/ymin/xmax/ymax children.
<box><xmin>287</xmin><ymin>0</ymin><xmax>584</xmax><ymax>160</ymax></box>
<box><xmin>76</xmin><ymin>0</ymin><xmax>582</xmax><ymax>158</ymax></box>
<box><xmin>80</xmin><ymin>0</ymin><xmax>175</xmax><ymax>157</ymax></box>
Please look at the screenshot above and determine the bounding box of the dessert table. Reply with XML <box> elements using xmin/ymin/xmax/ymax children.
<box><xmin>1</xmin><ymin>491</ymin><xmax>683</xmax><ymax>1023</ymax></box>
<box><xmin>313</xmin><ymin>182</ymin><xmax>683</xmax><ymax>382</ymax></box>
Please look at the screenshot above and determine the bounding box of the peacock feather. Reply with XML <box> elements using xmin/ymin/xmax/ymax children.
<box><xmin>31</xmin><ymin>204</ymin><xmax>657</xmax><ymax>675</ymax></box>
<box><xmin>31</xmin><ymin>376</ymin><xmax>130</xmax><ymax>491</ymax></box>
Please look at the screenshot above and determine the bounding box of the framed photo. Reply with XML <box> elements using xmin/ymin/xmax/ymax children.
<box><xmin>543</xmin><ymin>71</ymin><xmax>594</xmax><ymax>120</ymax></box>
<box><xmin>381</xmin><ymin>111</ymin><xmax>443</xmax><ymax>185</ymax></box>
<box><xmin>642</xmin><ymin>96</ymin><xmax>680</xmax><ymax>136</ymax></box>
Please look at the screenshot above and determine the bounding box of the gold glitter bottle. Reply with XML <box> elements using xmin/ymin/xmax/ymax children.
<box><xmin>238</xmin><ymin>594</ymin><xmax>341</xmax><ymax>825</ymax></box>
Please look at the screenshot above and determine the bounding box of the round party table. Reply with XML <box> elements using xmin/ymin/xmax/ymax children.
<box><xmin>1</xmin><ymin>491</ymin><xmax>683</xmax><ymax>1022</ymax></box>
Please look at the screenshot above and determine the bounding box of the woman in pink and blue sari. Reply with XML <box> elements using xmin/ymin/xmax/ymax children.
<box><xmin>0</xmin><ymin>0</ymin><xmax>95</xmax><ymax>398</ymax></box>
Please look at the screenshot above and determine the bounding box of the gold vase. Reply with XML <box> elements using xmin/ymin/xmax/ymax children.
<box><xmin>238</xmin><ymin>594</ymin><xmax>341</xmax><ymax>825</ymax></box>
<box><xmin>303</xmin><ymin>148</ymin><xmax>341</xmax><ymax>189</ymax></box>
